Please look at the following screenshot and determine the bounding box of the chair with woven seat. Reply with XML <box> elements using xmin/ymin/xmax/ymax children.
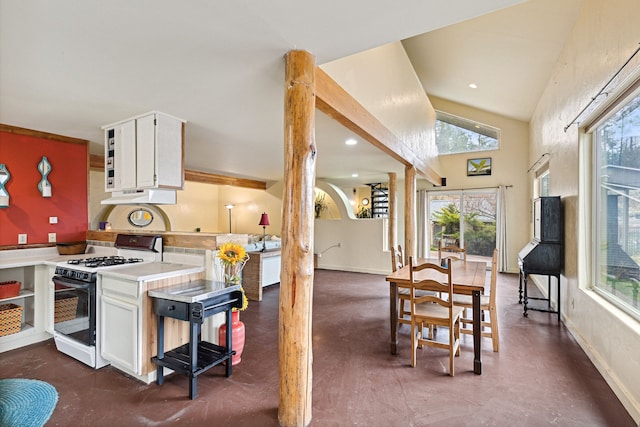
<box><xmin>452</xmin><ymin>248</ymin><xmax>499</xmax><ymax>352</ymax></box>
<box><xmin>408</xmin><ymin>257</ymin><xmax>463</xmax><ymax>376</ymax></box>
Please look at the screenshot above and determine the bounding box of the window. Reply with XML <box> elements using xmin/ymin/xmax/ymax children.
<box><xmin>537</xmin><ymin>169</ymin><xmax>550</xmax><ymax>198</ymax></box>
<box><xmin>593</xmin><ymin>88</ymin><xmax>640</xmax><ymax>316</ymax></box>
<box><xmin>427</xmin><ymin>190</ymin><xmax>497</xmax><ymax>261</ymax></box>
<box><xmin>435</xmin><ymin>111</ymin><xmax>500</xmax><ymax>155</ymax></box>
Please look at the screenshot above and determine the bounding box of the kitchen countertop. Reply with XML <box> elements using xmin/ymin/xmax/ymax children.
<box><xmin>98</xmin><ymin>262</ymin><xmax>204</xmax><ymax>281</ymax></box>
<box><xmin>0</xmin><ymin>246</ymin><xmax>116</xmax><ymax>269</ymax></box>
<box><xmin>148</xmin><ymin>279</ymin><xmax>241</xmax><ymax>303</ymax></box>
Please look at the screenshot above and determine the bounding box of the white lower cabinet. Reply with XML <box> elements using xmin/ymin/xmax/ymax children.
<box><xmin>100</xmin><ymin>276</ymin><xmax>141</xmax><ymax>376</ymax></box>
<box><xmin>261</xmin><ymin>256</ymin><xmax>281</xmax><ymax>286</ymax></box>
<box><xmin>99</xmin><ymin>267</ymin><xmax>205</xmax><ymax>384</ymax></box>
<box><xmin>101</xmin><ymin>294</ymin><xmax>138</xmax><ymax>374</ymax></box>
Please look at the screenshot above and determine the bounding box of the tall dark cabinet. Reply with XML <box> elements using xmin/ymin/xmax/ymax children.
<box><xmin>518</xmin><ymin>196</ymin><xmax>564</xmax><ymax>319</ymax></box>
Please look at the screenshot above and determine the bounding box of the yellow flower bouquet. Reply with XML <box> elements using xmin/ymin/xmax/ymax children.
<box><xmin>217</xmin><ymin>242</ymin><xmax>249</xmax><ymax>311</ymax></box>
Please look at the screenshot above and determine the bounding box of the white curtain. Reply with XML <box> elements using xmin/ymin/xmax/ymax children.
<box><xmin>417</xmin><ymin>189</ymin><xmax>428</xmax><ymax>258</ymax></box>
<box><xmin>496</xmin><ymin>185</ymin><xmax>508</xmax><ymax>272</ymax></box>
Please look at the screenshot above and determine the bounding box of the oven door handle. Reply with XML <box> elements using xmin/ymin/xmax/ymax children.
<box><xmin>52</xmin><ymin>276</ymin><xmax>92</xmax><ymax>290</ymax></box>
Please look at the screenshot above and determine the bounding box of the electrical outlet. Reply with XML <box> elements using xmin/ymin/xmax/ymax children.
<box><xmin>18</xmin><ymin>234</ymin><xmax>27</xmax><ymax>244</ymax></box>
<box><xmin>49</xmin><ymin>216</ymin><xmax>58</xmax><ymax>224</ymax></box>
<box><xmin>48</xmin><ymin>233</ymin><xmax>56</xmax><ymax>243</ymax></box>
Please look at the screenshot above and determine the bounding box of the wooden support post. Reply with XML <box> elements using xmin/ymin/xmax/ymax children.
<box><xmin>388</xmin><ymin>172</ymin><xmax>397</xmax><ymax>259</ymax></box>
<box><xmin>279</xmin><ymin>49</ymin><xmax>316</xmax><ymax>427</ymax></box>
<box><xmin>404</xmin><ymin>166</ymin><xmax>416</xmax><ymax>261</ymax></box>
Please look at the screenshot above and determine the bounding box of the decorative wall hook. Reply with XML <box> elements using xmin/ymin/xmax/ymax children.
<box><xmin>38</xmin><ymin>156</ymin><xmax>52</xmax><ymax>197</ymax></box>
<box><xmin>0</xmin><ymin>164</ymin><xmax>10</xmax><ymax>207</ymax></box>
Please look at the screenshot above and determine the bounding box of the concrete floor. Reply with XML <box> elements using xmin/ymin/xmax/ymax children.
<box><xmin>0</xmin><ymin>270</ymin><xmax>635</xmax><ymax>426</ymax></box>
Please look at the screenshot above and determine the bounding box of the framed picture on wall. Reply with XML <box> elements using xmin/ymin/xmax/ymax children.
<box><xmin>467</xmin><ymin>157</ymin><xmax>492</xmax><ymax>176</ymax></box>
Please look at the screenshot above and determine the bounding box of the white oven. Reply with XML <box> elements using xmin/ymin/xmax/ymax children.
<box><xmin>51</xmin><ymin>234</ymin><xmax>162</xmax><ymax>368</ymax></box>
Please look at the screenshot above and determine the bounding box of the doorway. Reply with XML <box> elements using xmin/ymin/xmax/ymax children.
<box><xmin>426</xmin><ymin>189</ymin><xmax>497</xmax><ymax>262</ymax></box>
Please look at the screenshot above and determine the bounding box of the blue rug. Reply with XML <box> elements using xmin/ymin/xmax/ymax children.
<box><xmin>0</xmin><ymin>379</ymin><xmax>58</xmax><ymax>427</ymax></box>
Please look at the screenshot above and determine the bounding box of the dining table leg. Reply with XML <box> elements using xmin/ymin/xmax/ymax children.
<box><xmin>390</xmin><ymin>281</ymin><xmax>398</xmax><ymax>355</ymax></box>
<box><xmin>472</xmin><ymin>289</ymin><xmax>482</xmax><ymax>374</ymax></box>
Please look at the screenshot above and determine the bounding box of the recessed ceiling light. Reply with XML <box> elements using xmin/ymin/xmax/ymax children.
<box><xmin>351</xmin><ymin>173</ymin><xmax>359</xmax><ymax>178</ymax></box>
<box><xmin>468</xmin><ymin>83</ymin><xmax>478</xmax><ymax>89</ymax></box>
<box><xmin>345</xmin><ymin>139</ymin><xmax>358</xmax><ymax>146</ymax></box>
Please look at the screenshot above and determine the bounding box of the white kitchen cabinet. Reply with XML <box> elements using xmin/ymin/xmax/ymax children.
<box><xmin>100</xmin><ymin>275</ymin><xmax>141</xmax><ymax>375</ymax></box>
<box><xmin>104</xmin><ymin>120</ymin><xmax>136</xmax><ymax>191</ymax></box>
<box><xmin>99</xmin><ymin>265</ymin><xmax>204</xmax><ymax>383</ymax></box>
<box><xmin>261</xmin><ymin>256</ymin><xmax>281</xmax><ymax>286</ymax></box>
<box><xmin>103</xmin><ymin>111</ymin><xmax>186</xmax><ymax>192</ymax></box>
<box><xmin>101</xmin><ymin>293</ymin><xmax>138</xmax><ymax>373</ymax></box>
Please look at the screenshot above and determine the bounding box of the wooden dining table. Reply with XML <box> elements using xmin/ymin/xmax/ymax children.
<box><xmin>385</xmin><ymin>258</ymin><xmax>487</xmax><ymax>374</ymax></box>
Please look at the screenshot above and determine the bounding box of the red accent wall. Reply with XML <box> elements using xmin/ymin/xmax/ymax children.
<box><xmin>0</xmin><ymin>128</ymin><xmax>88</xmax><ymax>246</ymax></box>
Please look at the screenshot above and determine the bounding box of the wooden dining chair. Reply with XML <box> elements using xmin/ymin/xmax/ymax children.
<box><xmin>393</xmin><ymin>247</ymin><xmax>436</xmax><ymax>338</ymax></box>
<box><xmin>391</xmin><ymin>245</ymin><xmax>404</xmax><ymax>272</ymax></box>
<box><xmin>452</xmin><ymin>248</ymin><xmax>499</xmax><ymax>352</ymax></box>
<box><xmin>392</xmin><ymin>246</ymin><xmax>412</xmax><ymax>326</ymax></box>
<box><xmin>438</xmin><ymin>241</ymin><xmax>466</xmax><ymax>263</ymax></box>
<box><xmin>408</xmin><ymin>257</ymin><xmax>463</xmax><ymax>376</ymax></box>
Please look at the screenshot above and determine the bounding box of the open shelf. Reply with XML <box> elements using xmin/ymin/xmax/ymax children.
<box><xmin>0</xmin><ymin>290</ymin><xmax>35</xmax><ymax>303</ymax></box>
<box><xmin>152</xmin><ymin>341</ymin><xmax>233</xmax><ymax>377</ymax></box>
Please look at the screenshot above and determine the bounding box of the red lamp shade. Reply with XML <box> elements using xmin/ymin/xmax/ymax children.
<box><xmin>259</xmin><ymin>213</ymin><xmax>270</xmax><ymax>226</ymax></box>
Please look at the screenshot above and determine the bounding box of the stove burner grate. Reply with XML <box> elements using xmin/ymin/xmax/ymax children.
<box><xmin>67</xmin><ymin>256</ymin><xmax>145</xmax><ymax>268</ymax></box>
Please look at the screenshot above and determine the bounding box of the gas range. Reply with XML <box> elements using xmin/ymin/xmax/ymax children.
<box><xmin>55</xmin><ymin>256</ymin><xmax>148</xmax><ymax>282</ymax></box>
<box><xmin>55</xmin><ymin>234</ymin><xmax>163</xmax><ymax>274</ymax></box>
<box><xmin>69</xmin><ymin>256</ymin><xmax>146</xmax><ymax>268</ymax></box>
<box><xmin>51</xmin><ymin>234</ymin><xmax>163</xmax><ymax>369</ymax></box>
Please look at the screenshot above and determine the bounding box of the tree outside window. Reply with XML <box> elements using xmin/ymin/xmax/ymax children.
<box><xmin>594</xmin><ymin>90</ymin><xmax>640</xmax><ymax>315</ymax></box>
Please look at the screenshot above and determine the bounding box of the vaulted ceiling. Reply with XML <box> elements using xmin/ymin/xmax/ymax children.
<box><xmin>0</xmin><ymin>0</ymin><xmax>583</xmax><ymax>187</ymax></box>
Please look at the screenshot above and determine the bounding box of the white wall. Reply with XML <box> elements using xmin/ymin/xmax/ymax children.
<box><xmin>314</xmin><ymin>181</ymin><xmax>390</xmax><ymax>274</ymax></box>
<box><xmin>426</xmin><ymin>96</ymin><xmax>530</xmax><ymax>273</ymax></box>
<box><xmin>89</xmin><ymin>169</ymin><xmax>283</xmax><ymax>237</ymax></box>
<box><xmin>217</xmin><ymin>181</ymin><xmax>284</xmax><ymax>236</ymax></box>
<box><xmin>321</xmin><ymin>40</ymin><xmax>441</xmax><ymax>178</ymax></box>
<box><xmin>89</xmin><ymin>169</ymin><xmax>221</xmax><ymax>232</ymax></box>
<box><xmin>529</xmin><ymin>0</ymin><xmax>640</xmax><ymax>422</ymax></box>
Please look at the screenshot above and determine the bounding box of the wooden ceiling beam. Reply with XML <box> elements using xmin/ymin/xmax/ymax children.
<box><xmin>1</xmin><ymin>124</ymin><xmax>89</xmax><ymax>145</ymax></box>
<box><xmin>315</xmin><ymin>67</ymin><xmax>441</xmax><ymax>184</ymax></box>
<box><xmin>89</xmin><ymin>154</ymin><xmax>266</xmax><ymax>190</ymax></box>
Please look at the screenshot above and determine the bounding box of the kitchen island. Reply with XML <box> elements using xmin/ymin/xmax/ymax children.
<box><xmin>99</xmin><ymin>263</ymin><xmax>206</xmax><ymax>383</ymax></box>
<box><xmin>243</xmin><ymin>249</ymin><xmax>281</xmax><ymax>301</ymax></box>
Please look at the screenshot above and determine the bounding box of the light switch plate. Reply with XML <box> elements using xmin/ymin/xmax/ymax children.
<box><xmin>18</xmin><ymin>234</ymin><xmax>27</xmax><ymax>244</ymax></box>
<box><xmin>48</xmin><ymin>233</ymin><xmax>56</xmax><ymax>243</ymax></box>
<box><xmin>49</xmin><ymin>216</ymin><xmax>58</xmax><ymax>224</ymax></box>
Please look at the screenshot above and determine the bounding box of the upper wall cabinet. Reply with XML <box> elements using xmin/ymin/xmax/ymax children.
<box><xmin>103</xmin><ymin>112</ymin><xmax>186</xmax><ymax>192</ymax></box>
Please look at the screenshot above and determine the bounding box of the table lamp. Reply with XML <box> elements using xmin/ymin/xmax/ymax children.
<box><xmin>258</xmin><ymin>212</ymin><xmax>270</xmax><ymax>252</ymax></box>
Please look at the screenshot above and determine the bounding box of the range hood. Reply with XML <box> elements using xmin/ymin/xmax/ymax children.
<box><xmin>101</xmin><ymin>189</ymin><xmax>177</xmax><ymax>205</ymax></box>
